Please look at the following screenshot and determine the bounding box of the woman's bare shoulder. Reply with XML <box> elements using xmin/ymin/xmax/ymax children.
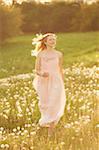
<box><xmin>55</xmin><ymin>50</ymin><xmax>63</xmax><ymax>57</ymax></box>
<box><xmin>36</xmin><ymin>50</ymin><xmax>44</xmax><ymax>58</ymax></box>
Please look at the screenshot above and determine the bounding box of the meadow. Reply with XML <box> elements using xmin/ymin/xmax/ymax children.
<box><xmin>0</xmin><ymin>32</ymin><xmax>99</xmax><ymax>149</ymax></box>
<box><xmin>0</xmin><ymin>32</ymin><xmax>98</xmax><ymax>79</ymax></box>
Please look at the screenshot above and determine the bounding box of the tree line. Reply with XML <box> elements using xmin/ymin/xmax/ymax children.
<box><xmin>0</xmin><ymin>1</ymin><xmax>99</xmax><ymax>43</ymax></box>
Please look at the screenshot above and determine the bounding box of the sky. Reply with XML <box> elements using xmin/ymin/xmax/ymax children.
<box><xmin>3</xmin><ymin>0</ymin><xmax>51</xmax><ymax>4</ymax></box>
<box><xmin>3</xmin><ymin>0</ymin><xmax>97</xmax><ymax>5</ymax></box>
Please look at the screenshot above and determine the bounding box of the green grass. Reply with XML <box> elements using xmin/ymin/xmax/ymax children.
<box><xmin>0</xmin><ymin>64</ymin><xmax>98</xmax><ymax>149</ymax></box>
<box><xmin>0</xmin><ymin>32</ymin><xmax>99</xmax><ymax>79</ymax></box>
<box><xmin>0</xmin><ymin>32</ymin><xmax>98</xmax><ymax>149</ymax></box>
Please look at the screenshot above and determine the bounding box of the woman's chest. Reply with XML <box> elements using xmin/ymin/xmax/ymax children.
<box><xmin>41</xmin><ymin>56</ymin><xmax>59</xmax><ymax>66</ymax></box>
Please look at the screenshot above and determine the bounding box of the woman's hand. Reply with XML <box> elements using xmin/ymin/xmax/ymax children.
<box><xmin>42</xmin><ymin>72</ymin><xmax>49</xmax><ymax>77</ymax></box>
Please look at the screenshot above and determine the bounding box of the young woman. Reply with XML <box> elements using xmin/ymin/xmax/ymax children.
<box><xmin>32</xmin><ymin>33</ymin><xmax>66</xmax><ymax>137</ymax></box>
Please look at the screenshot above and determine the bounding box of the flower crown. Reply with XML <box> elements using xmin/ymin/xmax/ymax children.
<box><xmin>32</xmin><ymin>33</ymin><xmax>43</xmax><ymax>45</ymax></box>
<box><xmin>31</xmin><ymin>33</ymin><xmax>57</xmax><ymax>57</ymax></box>
<box><xmin>32</xmin><ymin>33</ymin><xmax>57</xmax><ymax>45</ymax></box>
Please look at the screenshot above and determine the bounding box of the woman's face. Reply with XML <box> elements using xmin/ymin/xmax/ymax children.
<box><xmin>45</xmin><ymin>35</ymin><xmax>56</xmax><ymax>48</ymax></box>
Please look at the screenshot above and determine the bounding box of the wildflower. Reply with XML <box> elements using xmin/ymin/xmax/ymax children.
<box><xmin>30</xmin><ymin>146</ymin><xmax>34</xmax><ymax>150</ymax></box>
<box><xmin>30</xmin><ymin>131</ymin><xmax>36</xmax><ymax>136</ymax></box>
<box><xmin>60</xmin><ymin>142</ymin><xmax>65</xmax><ymax>145</ymax></box>
<box><xmin>17</xmin><ymin>126</ymin><xmax>20</xmax><ymax>130</ymax></box>
<box><xmin>0</xmin><ymin>144</ymin><xmax>5</xmax><ymax>148</ymax></box>
<box><xmin>13</xmin><ymin>128</ymin><xmax>17</xmax><ymax>132</ymax></box>
<box><xmin>96</xmin><ymin>124</ymin><xmax>99</xmax><ymax>128</ymax></box>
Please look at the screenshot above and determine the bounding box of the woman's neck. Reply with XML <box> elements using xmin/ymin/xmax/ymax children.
<box><xmin>45</xmin><ymin>46</ymin><xmax>55</xmax><ymax>51</ymax></box>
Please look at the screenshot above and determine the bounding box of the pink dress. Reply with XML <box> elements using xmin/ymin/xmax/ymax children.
<box><xmin>32</xmin><ymin>50</ymin><xmax>66</xmax><ymax>127</ymax></box>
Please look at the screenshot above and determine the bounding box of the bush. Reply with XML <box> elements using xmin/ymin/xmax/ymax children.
<box><xmin>0</xmin><ymin>4</ymin><xmax>23</xmax><ymax>44</ymax></box>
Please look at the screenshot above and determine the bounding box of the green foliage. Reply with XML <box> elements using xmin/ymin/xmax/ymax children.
<box><xmin>19</xmin><ymin>1</ymin><xmax>99</xmax><ymax>33</ymax></box>
<box><xmin>0</xmin><ymin>1</ymin><xmax>99</xmax><ymax>42</ymax></box>
<box><xmin>0</xmin><ymin>32</ymin><xmax>98</xmax><ymax>79</ymax></box>
<box><xmin>0</xmin><ymin>4</ymin><xmax>23</xmax><ymax>43</ymax></box>
<box><xmin>0</xmin><ymin>64</ymin><xmax>98</xmax><ymax>149</ymax></box>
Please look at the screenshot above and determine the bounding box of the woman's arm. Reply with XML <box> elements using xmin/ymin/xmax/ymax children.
<box><xmin>34</xmin><ymin>54</ymin><xmax>49</xmax><ymax>77</ymax></box>
<box><xmin>34</xmin><ymin>54</ymin><xmax>43</xmax><ymax>76</ymax></box>
<box><xmin>59</xmin><ymin>52</ymin><xmax>64</xmax><ymax>81</ymax></box>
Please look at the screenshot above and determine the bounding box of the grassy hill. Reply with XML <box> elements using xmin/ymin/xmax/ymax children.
<box><xmin>0</xmin><ymin>32</ymin><xmax>99</xmax><ymax>79</ymax></box>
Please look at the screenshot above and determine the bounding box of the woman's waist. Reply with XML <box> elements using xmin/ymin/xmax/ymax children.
<box><xmin>41</xmin><ymin>68</ymin><xmax>59</xmax><ymax>73</ymax></box>
<box><xmin>42</xmin><ymin>70</ymin><xmax>60</xmax><ymax>75</ymax></box>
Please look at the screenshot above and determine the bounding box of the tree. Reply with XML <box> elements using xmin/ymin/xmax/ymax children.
<box><xmin>0</xmin><ymin>4</ymin><xmax>23</xmax><ymax>44</ymax></box>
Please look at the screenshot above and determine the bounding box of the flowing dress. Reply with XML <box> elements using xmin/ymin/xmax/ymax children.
<box><xmin>32</xmin><ymin>50</ymin><xmax>66</xmax><ymax>127</ymax></box>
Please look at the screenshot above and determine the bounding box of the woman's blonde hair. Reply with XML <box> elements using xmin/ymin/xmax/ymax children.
<box><xmin>31</xmin><ymin>33</ymin><xmax>57</xmax><ymax>56</ymax></box>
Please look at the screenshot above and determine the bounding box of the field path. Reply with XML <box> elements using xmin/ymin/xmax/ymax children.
<box><xmin>0</xmin><ymin>73</ymin><xmax>34</xmax><ymax>87</ymax></box>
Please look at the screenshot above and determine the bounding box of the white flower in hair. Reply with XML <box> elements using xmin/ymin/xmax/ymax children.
<box><xmin>32</xmin><ymin>33</ymin><xmax>44</xmax><ymax>45</ymax></box>
<box><xmin>31</xmin><ymin>33</ymin><xmax>57</xmax><ymax>57</ymax></box>
<box><xmin>32</xmin><ymin>33</ymin><xmax>57</xmax><ymax>45</ymax></box>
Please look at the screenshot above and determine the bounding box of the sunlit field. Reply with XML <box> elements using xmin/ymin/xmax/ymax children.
<box><xmin>0</xmin><ymin>62</ymin><xmax>98</xmax><ymax>149</ymax></box>
<box><xmin>0</xmin><ymin>32</ymin><xmax>99</xmax><ymax>79</ymax></box>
